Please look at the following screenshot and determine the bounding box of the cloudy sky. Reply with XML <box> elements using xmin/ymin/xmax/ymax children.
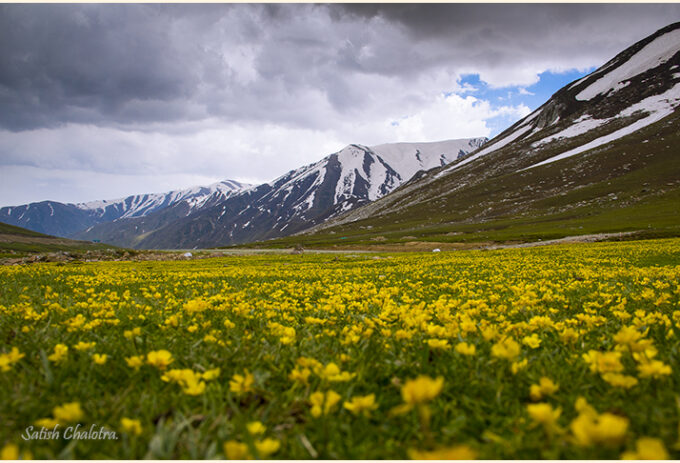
<box><xmin>1</xmin><ymin>3</ymin><xmax>680</xmax><ymax>207</ymax></box>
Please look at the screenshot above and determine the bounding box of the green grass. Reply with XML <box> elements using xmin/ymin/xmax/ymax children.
<box><xmin>0</xmin><ymin>221</ymin><xmax>117</xmax><ymax>257</ymax></box>
<box><xmin>0</xmin><ymin>222</ymin><xmax>51</xmax><ymax>238</ymax></box>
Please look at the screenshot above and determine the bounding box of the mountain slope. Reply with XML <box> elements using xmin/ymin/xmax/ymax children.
<box><xmin>76</xmin><ymin>138</ymin><xmax>486</xmax><ymax>248</ymax></box>
<box><xmin>282</xmin><ymin>22</ymin><xmax>680</xmax><ymax>247</ymax></box>
<box><xmin>0</xmin><ymin>221</ymin><xmax>114</xmax><ymax>256</ymax></box>
<box><xmin>0</xmin><ymin>180</ymin><xmax>251</xmax><ymax>238</ymax></box>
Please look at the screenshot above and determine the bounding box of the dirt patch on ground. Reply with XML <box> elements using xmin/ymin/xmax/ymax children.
<box><xmin>0</xmin><ymin>249</ymin><xmax>227</xmax><ymax>266</ymax></box>
<box><xmin>323</xmin><ymin>241</ymin><xmax>492</xmax><ymax>252</ymax></box>
<box><xmin>484</xmin><ymin>232</ymin><xmax>641</xmax><ymax>250</ymax></box>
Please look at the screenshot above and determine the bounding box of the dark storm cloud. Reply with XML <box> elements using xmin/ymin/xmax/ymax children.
<box><xmin>0</xmin><ymin>5</ymin><xmax>197</xmax><ymax>129</ymax></box>
<box><xmin>331</xmin><ymin>3</ymin><xmax>680</xmax><ymax>73</ymax></box>
<box><xmin>333</xmin><ymin>3</ymin><xmax>680</xmax><ymax>41</ymax></box>
<box><xmin>1</xmin><ymin>3</ymin><xmax>680</xmax><ymax>132</ymax></box>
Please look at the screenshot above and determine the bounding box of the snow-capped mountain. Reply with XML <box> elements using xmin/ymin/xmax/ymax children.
<box><xmin>75</xmin><ymin>179</ymin><xmax>250</xmax><ymax>220</ymax></box>
<box><xmin>0</xmin><ymin>180</ymin><xmax>250</xmax><ymax>238</ymax></box>
<box><xmin>306</xmin><ymin>22</ymin><xmax>680</xmax><ymax>240</ymax></box>
<box><xmin>436</xmin><ymin>22</ymin><xmax>680</xmax><ymax>176</ymax></box>
<box><xmin>74</xmin><ymin>138</ymin><xmax>486</xmax><ymax>248</ymax></box>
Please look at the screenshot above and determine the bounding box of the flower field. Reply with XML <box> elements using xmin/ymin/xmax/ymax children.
<box><xmin>1</xmin><ymin>239</ymin><xmax>680</xmax><ymax>459</ymax></box>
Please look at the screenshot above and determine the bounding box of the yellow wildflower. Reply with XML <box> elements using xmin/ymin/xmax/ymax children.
<box><xmin>426</xmin><ymin>339</ymin><xmax>450</xmax><ymax>350</ymax></box>
<box><xmin>511</xmin><ymin>358</ymin><xmax>528</xmax><ymax>374</ymax></box>
<box><xmin>454</xmin><ymin>342</ymin><xmax>476</xmax><ymax>356</ymax></box>
<box><xmin>612</xmin><ymin>325</ymin><xmax>652</xmax><ymax>352</ymax></box>
<box><xmin>74</xmin><ymin>341</ymin><xmax>96</xmax><ymax>352</ymax></box>
<box><xmin>582</xmin><ymin>350</ymin><xmax>623</xmax><ymax>374</ymax></box>
<box><xmin>246</xmin><ymin>421</ymin><xmax>266</xmax><ymax>435</ymax></box>
<box><xmin>529</xmin><ymin>377</ymin><xmax>559</xmax><ymax>401</ymax></box>
<box><xmin>481</xmin><ymin>326</ymin><xmax>499</xmax><ymax>341</ymax></box>
<box><xmin>527</xmin><ymin>403</ymin><xmax>561</xmax><ymax>429</ymax></box>
<box><xmin>223</xmin><ymin>440</ymin><xmax>251</xmax><ymax>460</ymax></box>
<box><xmin>35</xmin><ymin>418</ymin><xmax>59</xmax><ymax>428</ymax></box>
<box><xmin>201</xmin><ymin>368</ymin><xmax>220</xmax><ymax>381</ymax></box>
<box><xmin>161</xmin><ymin>369</ymin><xmax>206</xmax><ymax>395</ymax></box>
<box><xmin>633</xmin><ymin>345</ymin><xmax>658</xmax><ymax>362</ymax></box>
<box><xmin>408</xmin><ymin>444</ymin><xmax>477</xmax><ymax>460</ymax></box>
<box><xmin>601</xmin><ymin>373</ymin><xmax>638</xmax><ymax>388</ymax></box>
<box><xmin>343</xmin><ymin>394</ymin><xmax>378</xmax><ymax>416</ymax></box>
<box><xmin>48</xmin><ymin>344</ymin><xmax>68</xmax><ymax>363</ymax></box>
<box><xmin>254</xmin><ymin>438</ymin><xmax>280</xmax><ymax>458</ymax></box>
<box><xmin>310</xmin><ymin>390</ymin><xmax>342</xmax><ymax>417</ymax></box>
<box><xmin>125</xmin><ymin>355</ymin><xmax>144</xmax><ymax>370</ymax></box>
<box><xmin>0</xmin><ymin>444</ymin><xmax>19</xmax><ymax>460</ymax></box>
<box><xmin>613</xmin><ymin>325</ymin><xmax>642</xmax><ymax>344</ymax></box>
<box><xmin>401</xmin><ymin>376</ymin><xmax>444</xmax><ymax>405</ymax></box>
<box><xmin>92</xmin><ymin>354</ymin><xmax>107</xmax><ymax>365</ymax></box>
<box><xmin>570</xmin><ymin>401</ymin><xmax>629</xmax><ymax>448</ymax></box>
<box><xmin>182</xmin><ymin>377</ymin><xmax>206</xmax><ymax>396</ymax></box>
<box><xmin>491</xmin><ymin>338</ymin><xmax>521</xmax><ymax>360</ymax></box>
<box><xmin>558</xmin><ymin>327</ymin><xmax>579</xmax><ymax>344</ymax></box>
<box><xmin>321</xmin><ymin>362</ymin><xmax>355</xmax><ymax>382</ymax></box>
<box><xmin>637</xmin><ymin>360</ymin><xmax>672</xmax><ymax>379</ymax></box>
<box><xmin>123</xmin><ymin>328</ymin><xmax>141</xmax><ymax>339</ymax></box>
<box><xmin>621</xmin><ymin>437</ymin><xmax>669</xmax><ymax>460</ymax></box>
<box><xmin>120</xmin><ymin>417</ymin><xmax>142</xmax><ymax>436</ymax></box>
<box><xmin>574</xmin><ymin>396</ymin><xmax>597</xmax><ymax>417</ymax></box>
<box><xmin>146</xmin><ymin>350</ymin><xmax>174</xmax><ymax>370</ymax></box>
<box><xmin>0</xmin><ymin>347</ymin><xmax>24</xmax><ymax>372</ymax></box>
<box><xmin>296</xmin><ymin>356</ymin><xmax>323</xmax><ymax>372</ymax></box>
<box><xmin>229</xmin><ymin>371</ymin><xmax>255</xmax><ymax>395</ymax></box>
<box><xmin>594</xmin><ymin>413</ymin><xmax>631</xmax><ymax>445</ymax></box>
<box><xmin>289</xmin><ymin>366</ymin><xmax>311</xmax><ymax>384</ymax></box>
<box><xmin>522</xmin><ymin>334</ymin><xmax>541</xmax><ymax>349</ymax></box>
<box><xmin>53</xmin><ymin>402</ymin><xmax>84</xmax><ymax>424</ymax></box>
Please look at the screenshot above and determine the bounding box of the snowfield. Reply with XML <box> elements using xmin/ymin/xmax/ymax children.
<box><xmin>76</xmin><ymin>180</ymin><xmax>251</xmax><ymax>219</ymax></box>
<box><xmin>576</xmin><ymin>28</ymin><xmax>680</xmax><ymax>101</ymax></box>
<box><xmin>525</xmin><ymin>83</ymin><xmax>680</xmax><ymax>170</ymax></box>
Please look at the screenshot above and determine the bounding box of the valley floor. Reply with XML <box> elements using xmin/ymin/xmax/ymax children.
<box><xmin>1</xmin><ymin>238</ymin><xmax>679</xmax><ymax>459</ymax></box>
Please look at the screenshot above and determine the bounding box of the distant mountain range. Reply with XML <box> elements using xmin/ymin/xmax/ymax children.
<box><xmin>0</xmin><ymin>138</ymin><xmax>486</xmax><ymax>248</ymax></box>
<box><xmin>0</xmin><ymin>180</ymin><xmax>250</xmax><ymax>239</ymax></box>
<box><xmin>295</xmin><ymin>22</ymin><xmax>680</xmax><ymax>245</ymax></box>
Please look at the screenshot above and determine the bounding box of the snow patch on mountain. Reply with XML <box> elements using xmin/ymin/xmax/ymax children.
<box><xmin>438</xmin><ymin>125</ymin><xmax>531</xmax><ymax>177</ymax></box>
<box><xmin>576</xmin><ymin>28</ymin><xmax>680</xmax><ymax>101</ymax></box>
<box><xmin>526</xmin><ymin>83</ymin><xmax>680</xmax><ymax>170</ymax></box>
<box><xmin>335</xmin><ymin>145</ymin><xmax>373</xmax><ymax>202</ymax></box>
<box><xmin>76</xmin><ymin>179</ymin><xmax>251</xmax><ymax>219</ymax></box>
<box><xmin>531</xmin><ymin>114</ymin><xmax>612</xmax><ymax>147</ymax></box>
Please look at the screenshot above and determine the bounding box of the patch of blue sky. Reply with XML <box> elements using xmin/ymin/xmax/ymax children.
<box><xmin>455</xmin><ymin>68</ymin><xmax>596</xmax><ymax>137</ymax></box>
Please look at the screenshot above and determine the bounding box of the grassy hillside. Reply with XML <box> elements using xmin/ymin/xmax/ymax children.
<box><xmin>0</xmin><ymin>221</ymin><xmax>51</xmax><ymax>237</ymax></box>
<box><xmin>0</xmin><ymin>220</ymin><xmax>114</xmax><ymax>257</ymax></box>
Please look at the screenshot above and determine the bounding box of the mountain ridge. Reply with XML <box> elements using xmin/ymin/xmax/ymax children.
<box><xmin>2</xmin><ymin>137</ymin><xmax>486</xmax><ymax>248</ymax></box>
<box><xmin>0</xmin><ymin>179</ymin><xmax>251</xmax><ymax>238</ymax></box>
<box><xmin>73</xmin><ymin>138</ymin><xmax>487</xmax><ymax>248</ymax></box>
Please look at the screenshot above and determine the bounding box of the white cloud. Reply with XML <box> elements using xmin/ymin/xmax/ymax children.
<box><xmin>383</xmin><ymin>93</ymin><xmax>530</xmax><ymax>142</ymax></box>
